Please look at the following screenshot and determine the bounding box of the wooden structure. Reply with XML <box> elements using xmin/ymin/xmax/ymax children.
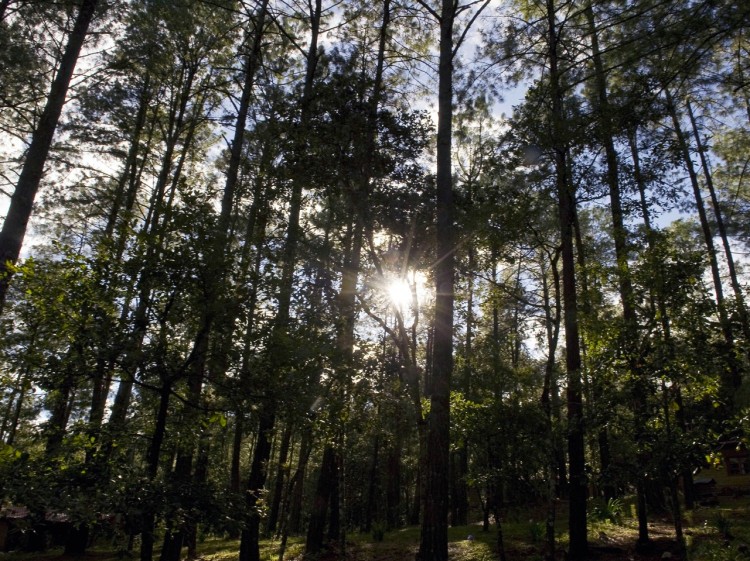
<box><xmin>0</xmin><ymin>506</ymin><xmax>29</xmax><ymax>551</ymax></box>
<box><xmin>697</xmin><ymin>440</ymin><xmax>750</xmax><ymax>496</ymax></box>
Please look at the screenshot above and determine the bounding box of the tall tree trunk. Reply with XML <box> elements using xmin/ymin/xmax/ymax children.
<box><xmin>586</xmin><ymin>2</ymin><xmax>651</xmax><ymax>540</ymax></box>
<box><xmin>0</xmin><ymin>0</ymin><xmax>100</xmax><ymax>313</ymax></box>
<box><xmin>660</xmin><ymin>381</ymin><xmax>686</xmax><ymax>555</ymax></box>
<box><xmin>238</xmin><ymin>1</ymin><xmax>319</xmax><ymax>549</ymax></box>
<box><xmin>266</xmin><ymin>424</ymin><xmax>293</xmax><ymax>536</ymax></box>
<box><xmin>230</xmin><ymin>416</ymin><xmax>244</xmax><ymax>494</ymax></box>
<box><xmin>100</xmin><ymin>64</ymin><xmax>201</xmax><ymax>466</ymax></box>
<box><xmin>103</xmin><ymin>74</ymin><xmax>153</xmax><ymax>242</ymax></box>
<box><xmin>540</xmin><ymin>246</ymin><xmax>561</xmax><ymax>561</ymax></box>
<box><xmin>160</xmin><ymin>8</ymin><xmax>271</xmax><ymax>558</ymax></box>
<box><xmin>386</xmin><ymin>439</ymin><xmax>402</xmax><ymax>529</ymax></box>
<box><xmin>545</xmin><ymin>0</ymin><xmax>587</xmax><ymax>557</ymax></box>
<box><xmin>277</xmin><ymin>430</ymin><xmax>311</xmax><ymax>561</ymax></box>
<box><xmin>419</xmin><ymin>0</ymin><xmax>455</xmax><ymax>558</ymax></box>
<box><xmin>112</xmin><ymin>81</ymin><xmax>159</xmax><ymax>266</ymax></box>
<box><xmin>44</xmin><ymin>360</ymin><xmax>77</xmax><ymax>456</ymax></box>
<box><xmin>304</xmin><ymin>446</ymin><xmax>338</xmax><ymax>555</ymax></box>
<box><xmin>186</xmin><ymin>437</ymin><xmax>211</xmax><ymax>560</ymax></box>
<box><xmin>141</xmin><ymin>380</ymin><xmax>172</xmax><ymax>561</ymax></box>
<box><xmin>665</xmin><ymin>87</ymin><xmax>741</xmax><ymax>401</ymax></box>
<box><xmin>451</xmin><ymin>246</ymin><xmax>473</xmax><ymax>527</ymax></box>
<box><xmin>240</xmin><ymin>407</ymin><xmax>276</xmax><ymax>561</ymax></box>
<box><xmin>288</xmin><ymin>430</ymin><xmax>313</xmax><ymax>535</ymax></box>
<box><xmin>305</xmin><ymin>194</ymin><xmax>365</xmax><ymax>557</ymax></box>
<box><xmin>364</xmin><ymin>433</ymin><xmax>380</xmax><ymax>532</ymax></box>
<box><xmin>629</xmin><ymin>127</ymin><xmax>695</xmax><ymax>510</ymax></box>
<box><xmin>5</xmin><ymin>376</ymin><xmax>29</xmax><ymax>447</ymax></box>
<box><xmin>230</xmin><ymin>168</ymin><xmax>271</xmax><ymax>500</ymax></box>
<box><xmin>158</xmin><ymin>326</ymin><xmax>210</xmax><ymax>561</ymax></box>
<box><xmin>686</xmin><ymin>99</ymin><xmax>750</xmax><ymax>346</ymax></box>
<box><xmin>218</xmin><ymin>0</ymin><xmax>267</xmax><ymax>237</ymax></box>
<box><xmin>304</xmin><ymin>0</ymin><xmax>391</xmax><ymax>553</ymax></box>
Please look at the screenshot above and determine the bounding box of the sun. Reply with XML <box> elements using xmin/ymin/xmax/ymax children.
<box><xmin>386</xmin><ymin>277</ymin><xmax>413</xmax><ymax>311</ymax></box>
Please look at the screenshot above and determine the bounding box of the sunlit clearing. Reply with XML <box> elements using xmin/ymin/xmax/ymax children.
<box><xmin>387</xmin><ymin>278</ymin><xmax>413</xmax><ymax>311</ymax></box>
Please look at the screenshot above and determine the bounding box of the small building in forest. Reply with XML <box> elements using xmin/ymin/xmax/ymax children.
<box><xmin>0</xmin><ymin>506</ymin><xmax>73</xmax><ymax>552</ymax></box>
<box><xmin>692</xmin><ymin>477</ymin><xmax>718</xmax><ymax>504</ymax></box>
<box><xmin>697</xmin><ymin>440</ymin><xmax>750</xmax><ymax>496</ymax></box>
<box><xmin>0</xmin><ymin>506</ymin><xmax>29</xmax><ymax>551</ymax></box>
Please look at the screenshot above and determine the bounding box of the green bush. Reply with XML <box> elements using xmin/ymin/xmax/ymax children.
<box><xmin>711</xmin><ymin>513</ymin><xmax>733</xmax><ymax>539</ymax></box>
<box><xmin>591</xmin><ymin>498</ymin><xmax>624</xmax><ymax>525</ymax></box>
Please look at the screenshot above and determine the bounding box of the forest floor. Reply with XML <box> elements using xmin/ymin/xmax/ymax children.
<box><xmin>2</xmin><ymin>496</ymin><xmax>749</xmax><ymax>561</ymax></box>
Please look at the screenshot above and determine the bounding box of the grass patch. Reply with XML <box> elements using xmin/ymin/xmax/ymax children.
<box><xmin>3</xmin><ymin>497</ymin><xmax>750</xmax><ymax>560</ymax></box>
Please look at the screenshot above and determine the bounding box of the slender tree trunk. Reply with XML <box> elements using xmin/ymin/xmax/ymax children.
<box><xmin>0</xmin><ymin>0</ymin><xmax>100</xmax><ymax>313</ymax></box>
<box><xmin>239</xmin><ymin>0</ymin><xmax>319</xmax><ymax>553</ymax></box>
<box><xmin>288</xmin><ymin>430</ymin><xmax>313</xmax><ymax>535</ymax></box>
<box><xmin>104</xmin><ymin>75</ymin><xmax>153</xmax><ymax>241</ymax></box>
<box><xmin>418</xmin><ymin>0</ymin><xmax>454</xmax><ymax>556</ymax></box>
<box><xmin>230</xmin><ymin>415</ymin><xmax>244</xmax><ymax>494</ymax></box>
<box><xmin>686</xmin><ymin>99</ymin><xmax>750</xmax><ymax>345</ymax></box>
<box><xmin>160</xmin><ymin>9</ymin><xmax>272</xmax><ymax>558</ymax></box>
<box><xmin>452</xmin><ymin>247</ymin><xmax>473</xmax><ymax>527</ymax></box>
<box><xmin>305</xmin><ymin>0</ymin><xmax>392</xmax><ymax>553</ymax></box>
<box><xmin>364</xmin><ymin>433</ymin><xmax>380</xmax><ymax>532</ymax></box>
<box><xmin>492</xmin><ymin>494</ymin><xmax>507</xmax><ymax>561</ymax></box>
<box><xmin>386</xmin><ymin>441</ymin><xmax>401</xmax><ymax>529</ymax></box>
<box><xmin>540</xmin><ymin>246</ymin><xmax>561</xmax><ymax>561</ymax></box>
<box><xmin>305</xmin><ymin>219</ymin><xmax>360</xmax><ymax>555</ymax></box>
<box><xmin>665</xmin><ymin>87</ymin><xmax>741</xmax><ymax>400</ymax></box>
<box><xmin>546</xmin><ymin>0</ymin><xmax>587</xmax><ymax>557</ymax></box>
<box><xmin>219</xmin><ymin>0</ymin><xmax>267</xmax><ymax>236</ymax></box>
<box><xmin>141</xmin><ymin>381</ymin><xmax>172</xmax><ymax>561</ymax></box>
<box><xmin>113</xmin><ymin>83</ymin><xmax>159</xmax><ymax>265</ymax></box>
<box><xmin>660</xmin><ymin>381</ymin><xmax>686</xmax><ymax>556</ymax></box>
<box><xmin>158</xmin><ymin>326</ymin><xmax>210</xmax><ymax>561</ymax></box>
<box><xmin>230</xmin><ymin>174</ymin><xmax>271</xmax><ymax>502</ymax></box>
<box><xmin>44</xmin><ymin>363</ymin><xmax>76</xmax><ymax>456</ymax></box>
<box><xmin>99</xmin><ymin>75</ymin><xmax>198</xmax><ymax>462</ymax></box>
<box><xmin>5</xmin><ymin>376</ymin><xmax>29</xmax><ymax>446</ymax></box>
<box><xmin>629</xmin><ymin>128</ymin><xmax>696</xmax><ymax>509</ymax></box>
<box><xmin>240</xmin><ymin>407</ymin><xmax>276</xmax><ymax>561</ymax></box>
<box><xmin>304</xmin><ymin>446</ymin><xmax>338</xmax><ymax>554</ymax></box>
<box><xmin>586</xmin><ymin>3</ymin><xmax>652</xmax><ymax>539</ymax></box>
<box><xmin>1</xmin><ymin>365</ymin><xmax>31</xmax><ymax>445</ymax></box>
<box><xmin>328</xmin><ymin>451</ymin><xmax>342</xmax><ymax>544</ymax></box>
<box><xmin>185</xmin><ymin>439</ymin><xmax>210</xmax><ymax>560</ymax></box>
<box><xmin>267</xmin><ymin>424</ymin><xmax>292</xmax><ymax>536</ymax></box>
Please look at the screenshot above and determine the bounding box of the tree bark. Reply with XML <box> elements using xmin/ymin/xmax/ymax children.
<box><xmin>629</xmin><ymin>127</ymin><xmax>697</xmax><ymax>510</ymax></box>
<box><xmin>386</xmin><ymin>443</ymin><xmax>401</xmax><ymax>529</ymax></box>
<box><xmin>364</xmin><ymin>434</ymin><xmax>380</xmax><ymax>532</ymax></box>
<box><xmin>665</xmin><ymin>87</ymin><xmax>741</xmax><ymax>400</ymax></box>
<box><xmin>586</xmin><ymin>2</ymin><xmax>651</xmax><ymax>536</ymax></box>
<box><xmin>239</xmin><ymin>407</ymin><xmax>275</xmax><ymax>561</ymax></box>
<box><xmin>288</xmin><ymin>430</ymin><xmax>313</xmax><ymax>535</ymax></box>
<box><xmin>545</xmin><ymin>0</ymin><xmax>587</xmax><ymax>557</ymax></box>
<box><xmin>418</xmin><ymin>0</ymin><xmax>454</xmax><ymax>558</ymax></box>
<box><xmin>141</xmin><ymin>381</ymin><xmax>172</xmax><ymax>561</ymax></box>
<box><xmin>0</xmin><ymin>0</ymin><xmax>100</xmax><ymax>313</ymax></box>
<box><xmin>686</xmin><ymin>99</ymin><xmax>750</xmax><ymax>347</ymax></box>
<box><xmin>304</xmin><ymin>446</ymin><xmax>338</xmax><ymax>555</ymax></box>
<box><xmin>539</xmin><ymin>246</ymin><xmax>561</xmax><ymax>561</ymax></box>
<box><xmin>239</xmin><ymin>0</ymin><xmax>320</xmax><ymax>556</ymax></box>
<box><xmin>266</xmin><ymin>424</ymin><xmax>292</xmax><ymax>536</ymax></box>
